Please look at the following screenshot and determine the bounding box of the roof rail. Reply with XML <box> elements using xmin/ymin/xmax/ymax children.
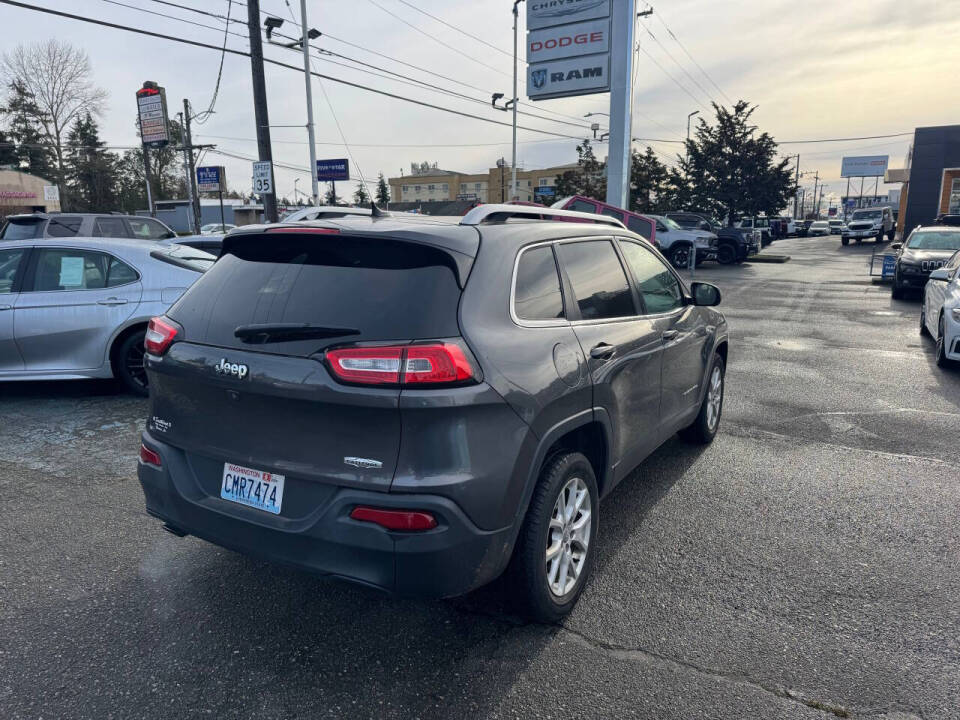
<box><xmin>459</xmin><ymin>203</ymin><xmax>626</xmax><ymax>230</ymax></box>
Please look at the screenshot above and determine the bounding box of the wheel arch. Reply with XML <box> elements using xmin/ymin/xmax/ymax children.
<box><xmin>108</xmin><ymin>320</ymin><xmax>149</xmax><ymax>377</ymax></box>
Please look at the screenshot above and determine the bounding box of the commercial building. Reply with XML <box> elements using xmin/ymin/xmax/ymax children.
<box><xmin>388</xmin><ymin>161</ymin><xmax>577</xmax><ymax>205</ymax></box>
<box><xmin>0</xmin><ymin>169</ymin><xmax>60</xmax><ymax>218</ymax></box>
<box><xmin>889</xmin><ymin>125</ymin><xmax>960</xmax><ymax>236</ymax></box>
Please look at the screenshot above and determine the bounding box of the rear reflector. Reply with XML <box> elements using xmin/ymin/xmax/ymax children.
<box><xmin>144</xmin><ymin>316</ymin><xmax>178</xmax><ymax>356</ymax></box>
<box><xmin>139</xmin><ymin>443</ymin><xmax>162</xmax><ymax>467</ymax></box>
<box><xmin>326</xmin><ymin>342</ymin><xmax>477</xmax><ymax>386</ymax></box>
<box><xmin>350</xmin><ymin>506</ymin><xmax>438</xmax><ymax>531</ymax></box>
<box><xmin>265</xmin><ymin>227</ymin><xmax>340</xmax><ymax>234</ymax></box>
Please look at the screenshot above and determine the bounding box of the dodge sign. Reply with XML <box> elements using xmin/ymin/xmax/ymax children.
<box><xmin>527</xmin><ymin>18</ymin><xmax>608</xmax><ymax>63</ymax></box>
<box><xmin>527</xmin><ymin>54</ymin><xmax>609</xmax><ymax>100</ymax></box>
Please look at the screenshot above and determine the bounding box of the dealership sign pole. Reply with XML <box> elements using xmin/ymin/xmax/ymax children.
<box><xmin>136</xmin><ymin>81</ymin><xmax>171</xmax><ymax>218</ymax></box>
<box><xmin>605</xmin><ymin>0</ymin><xmax>636</xmax><ymax>208</ymax></box>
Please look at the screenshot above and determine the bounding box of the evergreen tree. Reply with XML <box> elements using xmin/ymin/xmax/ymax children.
<box><xmin>554</xmin><ymin>140</ymin><xmax>606</xmax><ymax>201</ymax></box>
<box><xmin>114</xmin><ymin>115</ymin><xmax>188</xmax><ymax>212</ymax></box>
<box><xmin>64</xmin><ymin>112</ymin><xmax>117</xmax><ymax>211</ymax></box>
<box><xmin>0</xmin><ymin>80</ymin><xmax>55</xmax><ymax>179</ymax></box>
<box><xmin>629</xmin><ymin>147</ymin><xmax>669</xmax><ymax>213</ymax></box>
<box><xmin>0</xmin><ymin>128</ymin><xmax>17</xmax><ymax>167</ymax></box>
<box><xmin>324</xmin><ymin>184</ymin><xmax>341</xmax><ymax>205</ymax></box>
<box><xmin>682</xmin><ymin>101</ymin><xmax>795</xmax><ymax>223</ymax></box>
<box><xmin>353</xmin><ymin>181</ymin><xmax>369</xmax><ymax>205</ymax></box>
<box><xmin>375</xmin><ymin>172</ymin><xmax>391</xmax><ymax>205</ymax></box>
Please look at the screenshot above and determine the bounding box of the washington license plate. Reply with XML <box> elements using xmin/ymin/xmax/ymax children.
<box><xmin>221</xmin><ymin>462</ymin><xmax>285</xmax><ymax>514</ymax></box>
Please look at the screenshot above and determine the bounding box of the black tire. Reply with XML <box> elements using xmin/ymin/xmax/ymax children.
<box><xmin>887</xmin><ymin>228</ymin><xmax>895</xmax><ymax>242</ymax></box>
<box><xmin>114</xmin><ymin>329</ymin><xmax>149</xmax><ymax>396</ymax></box>
<box><xmin>891</xmin><ymin>283</ymin><xmax>904</xmax><ymax>300</ymax></box>
<box><xmin>841</xmin><ymin>236</ymin><xmax>849</xmax><ymax>246</ymax></box>
<box><xmin>509</xmin><ymin>452</ymin><xmax>599</xmax><ymax>623</ymax></box>
<box><xmin>680</xmin><ymin>353</ymin><xmax>725</xmax><ymax>444</ymax></box>
<box><xmin>936</xmin><ymin>314</ymin><xmax>951</xmax><ymax>368</ymax></box>
<box><xmin>716</xmin><ymin>243</ymin><xmax>736</xmax><ymax>265</ymax></box>
<box><xmin>920</xmin><ymin>295</ymin><xmax>930</xmax><ymax>337</ymax></box>
<box><xmin>876</xmin><ymin>231</ymin><xmax>884</xmax><ymax>243</ymax></box>
<box><xmin>669</xmin><ymin>244</ymin><xmax>692</xmax><ymax>269</ymax></box>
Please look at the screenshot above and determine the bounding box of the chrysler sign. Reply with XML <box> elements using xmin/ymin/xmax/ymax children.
<box><xmin>527</xmin><ymin>0</ymin><xmax>610</xmax><ymax>30</ymax></box>
<box><xmin>528</xmin><ymin>18</ymin><xmax>608</xmax><ymax>63</ymax></box>
<box><xmin>527</xmin><ymin>54</ymin><xmax>609</xmax><ymax>100</ymax></box>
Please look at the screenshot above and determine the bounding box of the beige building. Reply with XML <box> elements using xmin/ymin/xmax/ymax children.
<box><xmin>0</xmin><ymin>169</ymin><xmax>60</xmax><ymax>218</ymax></box>
<box><xmin>389</xmin><ymin>162</ymin><xmax>577</xmax><ymax>205</ymax></box>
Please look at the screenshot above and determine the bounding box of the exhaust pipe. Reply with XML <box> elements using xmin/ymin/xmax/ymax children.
<box><xmin>162</xmin><ymin>522</ymin><xmax>188</xmax><ymax>538</ymax></box>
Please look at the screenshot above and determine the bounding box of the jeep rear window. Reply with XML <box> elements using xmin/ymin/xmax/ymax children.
<box><xmin>168</xmin><ymin>234</ymin><xmax>464</xmax><ymax>356</ymax></box>
<box><xmin>1</xmin><ymin>218</ymin><xmax>44</xmax><ymax>240</ymax></box>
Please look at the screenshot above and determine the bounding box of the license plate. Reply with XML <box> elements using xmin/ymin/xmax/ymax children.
<box><xmin>220</xmin><ymin>462</ymin><xmax>285</xmax><ymax>514</ymax></box>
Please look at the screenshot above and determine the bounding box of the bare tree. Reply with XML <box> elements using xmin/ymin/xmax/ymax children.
<box><xmin>2</xmin><ymin>39</ymin><xmax>107</xmax><ymax>185</ymax></box>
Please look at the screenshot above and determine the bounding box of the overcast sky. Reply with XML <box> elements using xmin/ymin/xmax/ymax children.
<box><xmin>3</xmin><ymin>0</ymin><xmax>957</xmax><ymax>208</ymax></box>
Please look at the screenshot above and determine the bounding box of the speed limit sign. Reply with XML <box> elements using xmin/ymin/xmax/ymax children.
<box><xmin>252</xmin><ymin>161</ymin><xmax>273</xmax><ymax>195</ymax></box>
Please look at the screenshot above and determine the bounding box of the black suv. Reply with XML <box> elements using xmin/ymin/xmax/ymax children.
<box><xmin>137</xmin><ymin>205</ymin><xmax>729</xmax><ymax>620</ymax></box>
<box><xmin>665</xmin><ymin>211</ymin><xmax>757</xmax><ymax>264</ymax></box>
<box><xmin>1</xmin><ymin>212</ymin><xmax>177</xmax><ymax>241</ymax></box>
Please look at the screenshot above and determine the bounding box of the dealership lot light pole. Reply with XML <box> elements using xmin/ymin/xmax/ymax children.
<box><xmin>511</xmin><ymin>0</ymin><xmax>525</xmax><ymax>201</ymax></box>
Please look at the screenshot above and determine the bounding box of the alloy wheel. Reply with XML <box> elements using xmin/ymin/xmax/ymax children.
<box><xmin>546</xmin><ymin>476</ymin><xmax>591</xmax><ymax>597</ymax></box>
<box><xmin>706</xmin><ymin>365</ymin><xmax>723</xmax><ymax>431</ymax></box>
<box><xmin>125</xmin><ymin>341</ymin><xmax>148</xmax><ymax>390</ymax></box>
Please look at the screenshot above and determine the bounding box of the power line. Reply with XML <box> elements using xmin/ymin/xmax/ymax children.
<box><xmin>99</xmin><ymin>0</ymin><xmax>245</xmax><ymax>38</ymax></box>
<box><xmin>0</xmin><ymin>0</ymin><xmax>588</xmax><ymax>142</ymax></box>
<box><xmin>778</xmin><ymin>132</ymin><xmax>913</xmax><ymax>145</ymax></box>
<box><xmin>390</xmin><ymin>0</ymin><xmax>513</xmax><ymax>58</ymax></box>
<box><xmin>640</xmin><ymin>23</ymin><xmax>715</xmax><ymax>107</ymax></box>
<box><xmin>637</xmin><ymin>43</ymin><xmax>709</xmax><ymax>112</ymax></box>
<box><xmin>364</xmin><ymin>0</ymin><xmax>512</xmax><ymax>79</ymax></box>
<box><xmin>193</xmin><ymin>0</ymin><xmax>235</xmax><ymax>124</ymax></box>
<box><xmin>653</xmin><ymin>12</ymin><xmax>733</xmax><ymax>106</ymax></box>
<box><xmin>195</xmin><ymin>133</ymin><xmax>570</xmax><ymax>148</ymax></box>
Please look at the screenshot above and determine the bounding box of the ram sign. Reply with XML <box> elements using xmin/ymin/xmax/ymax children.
<box><xmin>528</xmin><ymin>54</ymin><xmax>609</xmax><ymax>100</ymax></box>
<box><xmin>841</xmin><ymin>155</ymin><xmax>890</xmax><ymax>178</ymax></box>
<box><xmin>527</xmin><ymin>0</ymin><xmax>610</xmax><ymax>101</ymax></box>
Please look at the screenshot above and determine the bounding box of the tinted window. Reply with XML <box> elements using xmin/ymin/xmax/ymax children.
<box><xmin>669</xmin><ymin>214</ymin><xmax>698</xmax><ymax>228</ymax></box>
<box><xmin>514</xmin><ymin>245</ymin><xmax>564</xmax><ymax>321</ymax></box>
<box><xmin>557</xmin><ymin>240</ymin><xmax>634</xmax><ymax>320</ymax></box>
<box><xmin>907</xmin><ymin>231</ymin><xmax>960</xmax><ymax>250</ymax></box>
<box><xmin>619</xmin><ymin>241</ymin><xmax>683</xmax><ymax>314</ymax></box>
<box><xmin>94</xmin><ymin>217</ymin><xmax>128</xmax><ymax>238</ymax></box>
<box><xmin>1</xmin><ymin>219</ymin><xmax>43</xmax><ymax>240</ymax></box>
<box><xmin>601</xmin><ymin>207</ymin><xmax>624</xmax><ymax>222</ymax></box>
<box><xmin>150</xmin><ymin>245</ymin><xmax>216</xmax><ymax>273</ymax></box>
<box><xmin>627</xmin><ymin>215</ymin><xmax>653</xmax><ymax>239</ymax></box>
<box><xmin>568</xmin><ymin>199</ymin><xmax>597</xmax><ymax>213</ymax></box>
<box><xmin>169</xmin><ymin>234</ymin><xmax>465</xmax><ymax>357</ymax></box>
<box><xmin>46</xmin><ymin>217</ymin><xmax>82</xmax><ymax>237</ymax></box>
<box><xmin>107</xmin><ymin>257</ymin><xmax>139</xmax><ymax>286</ymax></box>
<box><xmin>129</xmin><ymin>217</ymin><xmax>173</xmax><ymax>240</ymax></box>
<box><xmin>33</xmin><ymin>249</ymin><xmax>110</xmax><ymax>291</ymax></box>
<box><xmin>0</xmin><ymin>248</ymin><xmax>25</xmax><ymax>293</ymax></box>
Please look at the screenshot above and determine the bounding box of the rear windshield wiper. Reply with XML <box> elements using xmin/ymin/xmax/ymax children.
<box><xmin>234</xmin><ymin>323</ymin><xmax>360</xmax><ymax>343</ymax></box>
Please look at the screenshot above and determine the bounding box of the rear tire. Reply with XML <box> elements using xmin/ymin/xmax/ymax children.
<box><xmin>680</xmin><ymin>353</ymin><xmax>725</xmax><ymax>445</ymax></box>
<box><xmin>509</xmin><ymin>452</ymin><xmax>598</xmax><ymax>623</ymax></box>
<box><xmin>669</xmin><ymin>244</ymin><xmax>692</xmax><ymax>269</ymax></box>
<box><xmin>920</xmin><ymin>296</ymin><xmax>930</xmax><ymax>337</ymax></box>
<box><xmin>115</xmin><ymin>330</ymin><xmax>149</xmax><ymax>397</ymax></box>
<box><xmin>841</xmin><ymin>236</ymin><xmax>849</xmax><ymax>246</ymax></box>
<box><xmin>716</xmin><ymin>243</ymin><xmax>736</xmax><ymax>265</ymax></box>
<box><xmin>891</xmin><ymin>284</ymin><xmax>904</xmax><ymax>300</ymax></box>
<box><xmin>936</xmin><ymin>315</ymin><xmax>952</xmax><ymax>368</ymax></box>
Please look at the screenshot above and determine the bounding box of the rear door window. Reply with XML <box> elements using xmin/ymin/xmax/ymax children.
<box><xmin>94</xmin><ymin>217</ymin><xmax>128</xmax><ymax>238</ymax></box>
<box><xmin>556</xmin><ymin>240</ymin><xmax>635</xmax><ymax>320</ymax></box>
<box><xmin>514</xmin><ymin>245</ymin><xmax>564</xmax><ymax>321</ymax></box>
<box><xmin>0</xmin><ymin>248</ymin><xmax>26</xmax><ymax>293</ymax></box>
<box><xmin>128</xmin><ymin>217</ymin><xmax>174</xmax><ymax>240</ymax></box>
<box><xmin>33</xmin><ymin>248</ymin><xmax>110</xmax><ymax>291</ymax></box>
<box><xmin>46</xmin><ymin>217</ymin><xmax>82</xmax><ymax>237</ymax></box>
<box><xmin>568</xmin><ymin>199</ymin><xmax>597</xmax><ymax>213</ymax></box>
<box><xmin>601</xmin><ymin>207</ymin><xmax>624</xmax><ymax>223</ymax></box>
<box><xmin>168</xmin><ymin>234</ymin><xmax>466</xmax><ymax>356</ymax></box>
<box><xmin>627</xmin><ymin>215</ymin><xmax>653</xmax><ymax>239</ymax></box>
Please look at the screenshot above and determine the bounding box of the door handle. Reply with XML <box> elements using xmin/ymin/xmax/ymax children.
<box><xmin>590</xmin><ymin>343</ymin><xmax>615</xmax><ymax>360</ymax></box>
<box><xmin>97</xmin><ymin>298</ymin><xmax>128</xmax><ymax>306</ymax></box>
<box><xmin>0</xmin><ymin>304</ymin><xmax>11</xmax><ymax>311</ymax></box>
<box><xmin>661</xmin><ymin>329</ymin><xmax>679</xmax><ymax>341</ymax></box>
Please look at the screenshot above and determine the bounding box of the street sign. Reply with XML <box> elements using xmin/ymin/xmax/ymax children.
<box><xmin>534</xmin><ymin>185</ymin><xmax>556</xmax><ymax>197</ymax></box>
<box><xmin>841</xmin><ymin>155</ymin><xmax>889</xmax><ymax>178</ymax></box>
<box><xmin>527</xmin><ymin>0</ymin><xmax>611</xmax><ymax>30</ymax></box>
<box><xmin>527</xmin><ymin>18</ymin><xmax>609</xmax><ymax>64</ymax></box>
<box><xmin>882</xmin><ymin>254</ymin><xmax>896</xmax><ymax>279</ymax></box>
<box><xmin>528</xmin><ymin>53</ymin><xmax>610</xmax><ymax>100</ymax></box>
<box><xmin>42</xmin><ymin>185</ymin><xmax>59</xmax><ymax>203</ymax></box>
<box><xmin>316</xmin><ymin>159</ymin><xmax>350</xmax><ymax>182</ymax></box>
<box><xmin>197</xmin><ymin>166</ymin><xmax>225</xmax><ymax>193</ymax></box>
<box><xmin>252</xmin><ymin>161</ymin><xmax>273</xmax><ymax>195</ymax></box>
<box><xmin>135</xmin><ymin>82</ymin><xmax>170</xmax><ymax>148</ymax></box>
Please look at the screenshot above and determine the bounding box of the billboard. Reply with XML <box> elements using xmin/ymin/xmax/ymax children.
<box><xmin>527</xmin><ymin>0</ymin><xmax>610</xmax><ymax>101</ymax></box>
<box><xmin>316</xmin><ymin>158</ymin><xmax>350</xmax><ymax>182</ymax></box>
<box><xmin>841</xmin><ymin>155</ymin><xmax>889</xmax><ymax>178</ymax></box>
<box><xmin>136</xmin><ymin>83</ymin><xmax>170</xmax><ymax>149</ymax></box>
<box><xmin>527</xmin><ymin>0</ymin><xmax>610</xmax><ymax>30</ymax></box>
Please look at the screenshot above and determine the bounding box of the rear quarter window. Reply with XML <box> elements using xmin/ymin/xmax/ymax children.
<box><xmin>627</xmin><ymin>215</ymin><xmax>653</xmax><ymax>239</ymax></box>
<box><xmin>1</xmin><ymin>219</ymin><xmax>44</xmax><ymax>240</ymax></box>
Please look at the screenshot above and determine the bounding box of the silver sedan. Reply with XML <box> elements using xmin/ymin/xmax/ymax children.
<box><xmin>0</xmin><ymin>237</ymin><xmax>214</xmax><ymax>394</ymax></box>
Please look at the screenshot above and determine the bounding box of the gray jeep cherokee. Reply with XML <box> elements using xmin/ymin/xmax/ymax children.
<box><xmin>137</xmin><ymin>204</ymin><xmax>729</xmax><ymax>621</ymax></box>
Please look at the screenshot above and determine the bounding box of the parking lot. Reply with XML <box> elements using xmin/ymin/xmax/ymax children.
<box><xmin>2</xmin><ymin>235</ymin><xmax>958</xmax><ymax>719</ymax></box>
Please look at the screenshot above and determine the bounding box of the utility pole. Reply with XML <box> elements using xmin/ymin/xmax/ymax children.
<box><xmin>686</xmin><ymin>110</ymin><xmax>700</xmax><ymax>164</ymax></box>
<box><xmin>181</xmin><ymin>100</ymin><xmax>202</xmax><ymax>235</ymax></box>
<box><xmin>142</xmin><ymin>146</ymin><xmax>155</xmax><ymax>217</ymax></box>
<box><xmin>810</xmin><ymin>170</ymin><xmax>820</xmax><ymax>218</ymax></box>
<box><xmin>247</xmin><ymin>0</ymin><xmax>278</xmax><ymax>223</ymax></box>
<box><xmin>299</xmin><ymin>0</ymin><xmax>319</xmax><ymax>204</ymax></box>
<box><xmin>793</xmin><ymin>154</ymin><xmax>800</xmax><ymax>218</ymax></box>
<box><xmin>510</xmin><ymin>0</ymin><xmax>524</xmax><ymax>201</ymax></box>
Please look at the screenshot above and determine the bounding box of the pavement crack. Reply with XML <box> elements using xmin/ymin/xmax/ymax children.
<box><xmin>555</xmin><ymin>624</ymin><xmax>856</xmax><ymax>717</ymax></box>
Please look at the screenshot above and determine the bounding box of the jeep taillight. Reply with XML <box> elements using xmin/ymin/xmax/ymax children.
<box><xmin>144</xmin><ymin>316</ymin><xmax>179</xmax><ymax>356</ymax></box>
<box><xmin>325</xmin><ymin>342</ymin><xmax>477</xmax><ymax>386</ymax></box>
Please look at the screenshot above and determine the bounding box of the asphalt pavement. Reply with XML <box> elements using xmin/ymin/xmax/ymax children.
<box><xmin>2</xmin><ymin>235</ymin><xmax>958</xmax><ymax>719</ymax></box>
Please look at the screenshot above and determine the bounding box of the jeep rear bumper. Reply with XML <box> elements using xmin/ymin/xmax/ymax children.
<box><xmin>138</xmin><ymin>431</ymin><xmax>514</xmax><ymax>599</ymax></box>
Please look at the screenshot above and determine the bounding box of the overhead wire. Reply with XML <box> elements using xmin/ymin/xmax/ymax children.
<box><xmin>390</xmin><ymin>0</ymin><xmax>513</xmax><ymax>58</ymax></box>
<box><xmin>653</xmin><ymin>11</ymin><xmax>734</xmax><ymax>106</ymax></box>
<box><xmin>640</xmin><ymin>22</ymin><xmax>715</xmax><ymax>107</ymax></box>
<box><xmin>193</xmin><ymin>0</ymin><xmax>234</xmax><ymax>124</ymax></box>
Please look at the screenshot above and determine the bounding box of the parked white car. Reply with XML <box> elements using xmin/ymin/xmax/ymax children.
<box><xmin>842</xmin><ymin>207</ymin><xmax>895</xmax><ymax>245</ymax></box>
<box><xmin>647</xmin><ymin>214</ymin><xmax>718</xmax><ymax>268</ymax></box>
<box><xmin>808</xmin><ymin>220</ymin><xmax>831</xmax><ymax>236</ymax></box>
<box><xmin>921</xmin><ymin>249</ymin><xmax>960</xmax><ymax>367</ymax></box>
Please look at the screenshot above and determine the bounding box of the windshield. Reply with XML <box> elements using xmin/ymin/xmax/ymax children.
<box><xmin>1</xmin><ymin>218</ymin><xmax>44</xmax><ymax>240</ymax></box>
<box><xmin>852</xmin><ymin>210</ymin><xmax>881</xmax><ymax>221</ymax></box>
<box><xmin>906</xmin><ymin>231</ymin><xmax>960</xmax><ymax>251</ymax></box>
<box><xmin>659</xmin><ymin>216</ymin><xmax>682</xmax><ymax>231</ymax></box>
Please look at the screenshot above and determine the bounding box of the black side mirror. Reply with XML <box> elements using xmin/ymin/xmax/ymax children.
<box><xmin>691</xmin><ymin>282</ymin><xmax>721</xmax><ymax>306</ymax></box>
